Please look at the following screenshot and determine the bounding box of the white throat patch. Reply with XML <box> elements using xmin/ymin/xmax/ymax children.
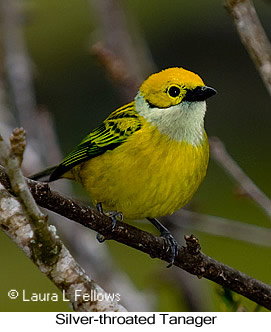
<box><xmin>135</xmin><ymin>92</ymin><xmax>207</xmax><ymax>146</ymax></box>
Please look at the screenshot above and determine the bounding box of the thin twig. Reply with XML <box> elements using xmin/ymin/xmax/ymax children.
<box><xmin>0</xmin><ymin>167</ymin><xmax>270</xmax><ymax>310</ymax></box>
<box><xmin>210</xmin><ymin>136</ymin><xmax>271</xmax><ymax>220</ymax></box>
<box><xmin>92</xmin><ymin>42</ymin><xmax>141</xmax><ymax>100</ymax></box>
<box><xmin>224</xmin><ymin>0</ymin><xmax>271</xmax><ymax>97</ymax></box>
<box><xmin>165</xmin><ymin>209</ymin><xmax>271</xmax><ymax>247</ymax></box>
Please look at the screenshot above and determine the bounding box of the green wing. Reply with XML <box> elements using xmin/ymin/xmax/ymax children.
<box><xmin>50</xmin><ymin>102</ymin><xmax>142</xmax><ymax>181</ymax></box>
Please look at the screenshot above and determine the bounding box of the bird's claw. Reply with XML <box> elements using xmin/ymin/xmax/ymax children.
<box><xmin>104</xmin><ymin>211</ymin><xmax>123</xmax><ymax>230</ymax></box>
<box><xmin>96</xmin><ymin>203</ymin><xmax>123</xmax><ymax>242</ymax></box>
<box><xmin>161</xmin><ymin>230</ymin><xmax>179</xmax><ymax>268</ymax></box>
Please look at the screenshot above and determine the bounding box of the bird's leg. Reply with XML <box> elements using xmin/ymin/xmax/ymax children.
<box><xmin>147</xmin><ymin>218</ymin><xmax>179</xmax><ymax>268</ymax></box>
<box><xmin>96</xmin><ymin>202</ymin><xmax>123</xmax><ymax>243</ymax></box>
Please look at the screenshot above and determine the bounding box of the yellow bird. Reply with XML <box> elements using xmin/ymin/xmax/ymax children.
<box><xmin>31</xmin><ymin>67</ymin><xmax>216</xmax><ymax>266</ymax></box>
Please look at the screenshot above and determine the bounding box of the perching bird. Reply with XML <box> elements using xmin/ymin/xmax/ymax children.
<box><xmin>31</xmin><ymin>67</ymin><xmax>216</xmax><ymax>267</ymax></box>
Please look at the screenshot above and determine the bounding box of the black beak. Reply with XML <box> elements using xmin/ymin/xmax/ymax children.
<box><xmin>182</xmin><ymin>86</ymin><xmax>217</xmax><ymax>102</ymax></box>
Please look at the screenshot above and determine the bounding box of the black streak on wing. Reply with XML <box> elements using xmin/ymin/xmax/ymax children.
<box><xmin>49</xmin><ymin>103</ymin><xmax>141</xmax><ymax>181</ymax></box>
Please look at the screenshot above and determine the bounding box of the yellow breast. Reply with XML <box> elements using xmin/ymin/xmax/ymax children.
<box><xmin>70</xmin><ymin>121</ymin><xmax>209</xmax><ymax>220</ymax></box>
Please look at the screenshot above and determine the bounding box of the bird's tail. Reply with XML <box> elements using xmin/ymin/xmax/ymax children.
<box><xmin>29</xmin><ymin>165</ymin><xmax>57</xmax><ymax>182</ymax></box>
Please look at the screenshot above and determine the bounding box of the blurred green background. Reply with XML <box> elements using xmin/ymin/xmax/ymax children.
<box><xmin>0</xmin><ymin>0</ymin><xmax>271</xmax><ymax>311</ymax></box>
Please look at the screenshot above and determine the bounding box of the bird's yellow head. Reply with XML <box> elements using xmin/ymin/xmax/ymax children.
<box><xmin>139</xmin><ymin>67</ymin><xmax>215</xmax><ymax>108</ymax></box>
<box><xmin>135</xmin><ymin>67</ymin><xmax>216</xmax><ymax>146</ymax></box>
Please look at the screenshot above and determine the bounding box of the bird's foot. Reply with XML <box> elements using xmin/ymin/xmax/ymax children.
<box><xmin>160</xmin><ymin>229</ymin><xmax>179</xmax><ymax>268</ymax></box>
<box><xmin>96</xmin><ymin>202</ymin><xmax>123</xmax><ymax>242</ymax></box>
<box><xmin>148</xmin><ymin>218</ymin><xmax>179</xmax><ymax>268</ymax></box>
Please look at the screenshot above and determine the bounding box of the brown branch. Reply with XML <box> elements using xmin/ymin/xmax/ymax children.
<box><xmin>224</xmin><ymin>0</ymin><xmax>271</xmax><ymax>97</ymax></box>
<box><xmin>0</xmin><ymin>166</ymin><xmax>270</xmax><ymax>310</ymax></box>
<box><xmin>210</xmin><ymin>136</ymin><xmax>271</xmax><ymax>220</ymax></box>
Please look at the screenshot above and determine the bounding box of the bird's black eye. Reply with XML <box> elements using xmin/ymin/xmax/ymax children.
<box><xmin>168</xmin><ymin>86</ymin><xmax>180</xmax><ymax>98</ymax></box>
